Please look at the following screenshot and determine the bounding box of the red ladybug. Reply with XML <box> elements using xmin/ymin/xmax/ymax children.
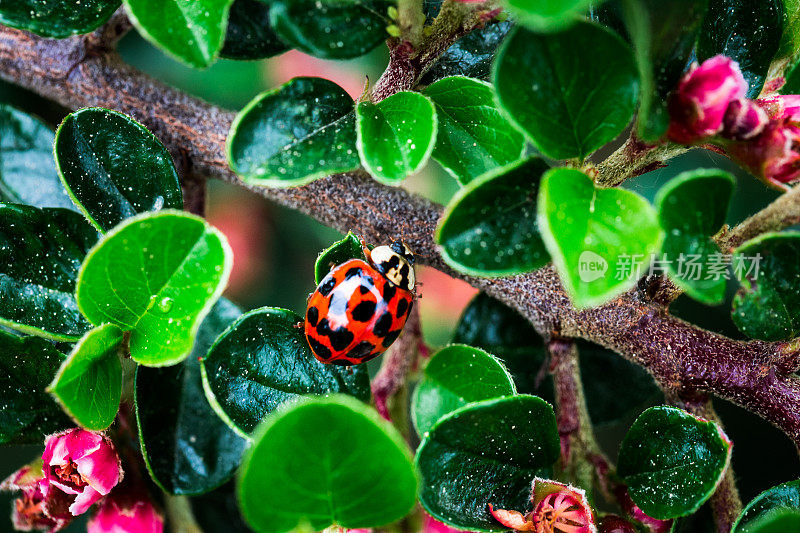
<box><xmin>305</xmin><ymin>239</ymin><xmax>416</xmax><ymax>365</ymax></box>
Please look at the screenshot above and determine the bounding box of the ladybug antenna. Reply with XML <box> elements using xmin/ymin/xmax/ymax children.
<box><xmin>359</xmin><ymin>234</ymin><xmax>372</xmax><ymax>262</ymax></box>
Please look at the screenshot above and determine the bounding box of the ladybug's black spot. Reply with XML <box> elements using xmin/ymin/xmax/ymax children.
<box><xmin>351</xmin><ymin>300</ymin><xmax>376</xmax><ymax>322</ymax></box>
<box><xmin>316</xmin><ymin>318</ymin><xmax>355</xmax><ymax>351</ymax></box>
<box><xmin>359</xmin><ymin>284</ymin><xmax>371</xmax><ymax>295</ymax></box>
<box><xmin>383</xmin><ymin>329</ymin><xmax>402</xmax><ymax>348</ymax></box>
<box><xmin>307</xmin><ymin>336</ymin><xmax>332</xmax><ymax>361</ymax></box>
<box><xmin>382</xmin><ymin>284</ymin><xmax>396</xmax><ymax>303</ymax></box>
<box><xmin>306</xmin><ymin>306</ymin><xmax>319</xmax><ymax>327</ymax></box>
<box><xmin>318</xmin><ymin>277</ymin><xmax>336</xmax><ymax>297</ymax></box>
<box><xmin>395</xmin><ymin>298</ymin><xmax>408</xmax><ymax>318</ymax></box>
<box><xmin>345</xmin><ymin>266</ymin><xmax>363</xmax><ymax>279</ymax></box>
<box><xmin>330</xmin><ymin>358</ymin><xmax>352</xmax><ymax>367</ymax></box>
<box><xmin>373</xmin><ymin>311</ymin><xmax>392</xmax><ymax>338</ymax></box>
<box><xmin>349</xmin><ymin>341</ymin><xmax>375</xmax><ymax>359</ymax></box>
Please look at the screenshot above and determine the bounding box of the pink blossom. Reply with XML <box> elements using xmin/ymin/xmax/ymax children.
<box><xmin>0</xmin><ymin>462</ymin><xmax>69</xmax><ymax>532</ymax></box>
<box><xmin>41</xmin><ymin>429</ymin><xmax>122</xmax><ymax>517</ymax></box>
<box><xmin>613</xmin><ymin>487</ymin><xmax>671</xmax><ymax>533</ymax></box>
<box><xmin>726</xmin><ymin>119</ymin><xmax>800</xmax><ymax>187</ymax></box>
<box><xmin>722</xmin><ymin>99</ymin><xmax>768</xmax><ymax>140</ymax></box>
<box><xmin>758</xmin><ymin>94</ymin><xmax>800</xmax><ymax>122</ymax></box>
<box><xmin>87</xmin><ymin>485</ymin><xmax>163</xmax><ymax>533</ymax></box>
<box><xmin>667</xmin><ymin>55</ymin><xmax>748</xmax><ymax>144</ymax></box>
<box><xmin>422</xmin><ymin>514</ymin><xmax>475</xmax><ymax>533</ymax></box>
<box><xmin>489</xmin><ymin>479</ymin><xmax>596</xmax><ymax>533</ymax></box>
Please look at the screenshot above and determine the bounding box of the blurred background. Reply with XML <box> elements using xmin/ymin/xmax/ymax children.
<box><xmin>0</xmin><ymin>28</ymin><xmax>798</xmax><ymax>532</ymax></box>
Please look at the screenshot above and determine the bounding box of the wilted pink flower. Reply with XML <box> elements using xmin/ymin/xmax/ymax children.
<box><xmin>667</xmin><ymin>55</ymin><xmax>748</xmax><ymax>144</ymax></box>
<box><xmin>1</xmin><ymin>461</ymin><xmax>69</xmax><ymax>532</ymax></box>
<box><xmin>41</xmin><ymin>429</ymin><xmax>122</xmax><ymax>517</ymax></box>
<box><xmin>489</xmin><ymin>479</ymin><xmax>596</xmax><ymax>533</ymax></box>
<box><xmin>87</xmin><ymin>484</ymin><xmax>163</xmax><ymax>533</ymax></box>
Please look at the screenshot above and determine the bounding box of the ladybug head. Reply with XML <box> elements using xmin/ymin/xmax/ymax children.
<box><xmin>370</xmin><ymin>241</ymin><xmax>415</xmax><ymax>291</ymax></box>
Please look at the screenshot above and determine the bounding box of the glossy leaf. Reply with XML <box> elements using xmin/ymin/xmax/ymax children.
<box><xmin>0</xmin><ymin>0</ymin><xmax>120</xmax><ymax>38</ymax></box>
<box><xmin>502</xmin><ymin>0</ymin><xmax>595</xmax><ymax>32</ymax></box>
<box><xmin>733</xmin><ymin>480</ymin><xmax>800</xmax><ymax>532</ymax></box>
<box><xmin>777</xmin><ymin>0</ymin><xmax>800</xmax><ymax>65</ymax></box>
<box><xmin>54</xmin><ymin>108</ymin><xmax>183</xmax><ymax>233</ymax></box>
<box><xmin>538</xmin><ymin>168</ymin><xmax>663</xmax><ymax>308</ymax></box>
<box><xmin>76</xmin><ymin>210</ymin><xmax>233</xmax><ymax>366</ymax></box>
<box><xmin>356</xmin><ymin>91</ymin><xmax>437</xmax><ymax>183</ymax></box>
<box><xmin>422</xmin><ymin>22</ymin><xmax>513</xmax><ymax>84</ymax></box>
<box><xmin>238</xmin><ymin>395</ymin><xmax>417</xmax><ymax>532</ymax></box>
<box><xmin>221</xmin><ymin>0</ymin><xmax>287</xmax><ymax>60</ymax></box>
<box><xmin>0</xmin><ymin>105</ymin><xmax>73</xmax><ymax>210</ymax></box>
<box><xmin>314</xmin><ymin>232</ymin><xmax>365</xmax><ymax>284</ymax></box>
<box><xmin>48</xmin><ymin>324</ymin><xmax>123</xmax><ymax>431</ymax></box>
<box><xmin>416</xmin><ymin>395</ymin><xmax>559</xmax><ymax>531</ymax></box>
<box><xmin>0</xmin><ymin>331</ymin><xmax>71</xmax><ymax>445</ymax></box>
<box><xmin>436</xmin><ymin>158</ymin><xmax>551</xmax><ymax>276</ymax></box>
<box><xmin>617</xmin><ymin>406</ymin><xmax>732</xmax><ymax>520</ymax></box>
<box><xmin>655</xmin><ymin>169</ymin><xmax>735</xmax><ymax>304</ymax></box>
<box><xmin>227</xmin><ymin>77</ymin><xmax>360</xmax><ymax>187</ymax></box>
<box><xmin>424</xmin><ymin>76</ymin><xmax>526</xmax><ymax>184</ymax></box>
<box><xmin>269</xmin><ymin>0</ymin><xmax>390</xmax><ymax>59</ymax></box>
<box><xmin>412</xmin><ymin>344</ymin><xmax>516</xmax><ymax>435</ymax></box>
<box><xmin>781</xmin><ymin>57</ymin><xmax>800</xmax><ymax>95</ymax></box>
<box><xmin>0</xmin><ymin>203</ymin><xmax>97</xmax><ymax>341</ymax></box>
<box><xmin>743</xmin><ymin>511</ymin><xmax>800</xmax><ymax>533</ymax></box>
<box><xmin>698</xmin><ymin>0</ymin><xmax>785</xmax><ymax>98</ymax></box>
<box><xmin>123</xmin><ymin>0</ymin><xmax>235</xmax><ymax>68</ymax></box>
<box><xmin>201</xmin><ymin>307</ymin><xmax>370</xmax><ymax>436</ymax></box>
<box><xmin>493</xmin><ymin>21</ymin><xmax>638</xmax><ymax>160</ymax></box>
<box><xmin>136</xmin><ymin>298</ymin><xmax>247</xmax><ymax>495</ymax></box>
<box><xmin>731</xmin><ymin>233</ymin><xmax>800</xmax><ymax>341</ymax></box>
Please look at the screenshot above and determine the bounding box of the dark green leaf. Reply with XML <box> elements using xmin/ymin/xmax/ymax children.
<box><xmin>502</xmin><ymin>0</ymin><xmax>594</xmax><ymax>32</ymax></box>
<box><xmin>423</xmin><ymin>76</ymin><xmax>526</xmax><ymax>185</ymax></box>
<box><xmin>655</xmin><ymin>169</ymin><xmax>735</xmax><ymax>304</ymax></box>
<box><xmin>777</xmin><ymin>0</ymin><xmax>800</xmax><ymax>65</ymax></box>
<box><xmin>0</xmin><ymin>203</ymin><xmax>97</xmax><ymax>341</ymax></box>
<box><xmin>422</xmin><ymin>22</ymin><xmax>513</xmax><ymax>84</ymax></box>
<box><xmin>238</xmin><ymin>395</ymin><xmax>417</xmax><ymax>532</ymax></box>
<box><xmin>201</xmin><ymin>307</ymin><xmax>370</xmax><ymax>436</ymax></box>
<box><xmin>412</xmin><ymin>344</ymin><xmax>516</xmax><ymax>435</ymax></box>
<box><xmin>0</xmin><ymin>330</ymin><xmax>71</xmax><ymax>445</ymax></box>
<box><xmin>192</xmin><ymin>482</ymin><xmax>252</xmax><ymax>533</ymax></box>
<box><xmin>617</xmin><ymin>406</ymin><xmax>732</xmax><ymax>520</ymax></box>
<box><xmin>227</xmin><ymin>77</ymin><xmax>360</xmax><ymax>187</ymax></box>
<box><xmin>781</xmin><ymin>57</ymin><xmax>800</xmax><ymax>94</ymax></box>
<box><xmin>123</xmin><ymin>0</ymin><xmax>235</xmax><ymax>68</ymax></box>
<box><xmin>76</xmin><ymin>210</ymin><xmax>233</xmax><ymax>366</ymax></box>
<box><xmin>0</xmin><ymin>0</ymin><xmax>120</xmax><ymax>38</ymax></box>
<box><xmin>269</xmin><ymin>0</ymin><xmax>390</xmax><ymax>59</ymax></box>
<box><xmin>136</xmin><ymin>298</ymin><xmax>247</xmax><ymax>495</ymax></box>
<box><xmin>731</xmin><ymin>233</ymin><xmax>800</xmax><ymax>341</ymax></box>
<box><xmin>0</xmin><ymin>104</ymin><xmax>74</xmax><ymax>210</ymax></box>
<box><xmin>416</xmin><ymin>395</ymin><xmax>559</xmax><ymax>531</ymax></box>
<box><xmin>733</xmin><ymin>479</ymin><xmax>800</xmax><ymax>532</ymax></box>
<box><xmin>54</xmin><ymin>108</ymin><xmax>183</xmax><ymax>233</ymax></box>
<box><xmin>621</xmin><ymin>0</ymin><xmax>709</xmax><ymax>140</ymax></box>
<box><xmin>48</xmin><ymin>324</ymin><xmax>123</xmax><ymax>431</ymax></box>
<box><xmin>436</xmin><ymin>158</ymin><xmax>551</xmax><ymax>276</ymax></box>
<box><xmin>314</xmin><ymin>232</ymin><xmax>365</xmax><ymax>284</ymax></box>
<box><xmin>493</xmin><ymin>21</ymin><xmax>638</xmax><ymax>160</ymax></box>
<box><xmin>221</xmin><ymin>0</ymin><xmax>288</xmax><ymax>60</ymax></box>
<box><xmin>538</xmin><ymin>168</ymin><xmax>663</xmax><ymax>308</ymax></box>
<box><xmin>356</xmin><ymin>91</ymin><xmax>437</xmax><ymax>183</ymax></box>
<box><xmin>698</xmin><ymin>0</ymin><xmax>785</xmax><ymax>98</ymax></box>
<box><xmin>743</xmin><ymin>511</ymin><xmax>800</xmax><ymax>533</ymax></box>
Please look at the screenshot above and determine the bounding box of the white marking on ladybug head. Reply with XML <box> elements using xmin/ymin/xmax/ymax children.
<box><xmin>371</xmin><ymin>244</ymin><xmax>415</xmax><ymax>291</ymax></box>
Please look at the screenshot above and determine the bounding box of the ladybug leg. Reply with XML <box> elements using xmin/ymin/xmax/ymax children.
<box><xmin>293</xmin><ymin>322</ymin><xmax>304</xmax><ymax>329</ymax></box>
<box><xmin>359</xmin><ymin>235</ymin><xmax>373</xmax><ymax>263</ymax></box>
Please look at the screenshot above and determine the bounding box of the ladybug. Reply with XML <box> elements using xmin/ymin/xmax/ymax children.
<box><xmin>305</xmin><ymin>239</ymin><xmax>416</xmax><ymax>366</ymax></box>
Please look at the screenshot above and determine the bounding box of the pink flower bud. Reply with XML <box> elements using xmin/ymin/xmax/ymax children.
<box><xmin>722</xmin><ymin>99</ymin><xmax>768</xmax><ymax>140</ymax></box>
<box><xmin>614</xmin><ymin>486</ymin><xmax>672</xmax><ymax>533</ymax></box>
<box><xmin>1</xmin><ymin>461</ymin><xmax>69</xmax><ymax>532</ymax></box>
<box><xmin>87</xmin><ymin>485</ymin><xmax>163</xmax><ymax>533</ymax></box>
<box><xmin>726</xmin><ymin>120</ymin><xmax>800</xmax><ymax>187</ymax></box>
<box><xmin>489</xmin><ymin>478</ymin><xmax>596</xmax><ymax>532</ymax></box>
<box><xmin>758</xmin><ymin>94</ymin><xmax>800</xmax><ymax>122</ymax></box>
<box><xmin>41</xmin><ymin>429</ymin><xmax>122</xmax><ymax>517</ymax></box>
<box><xmin>667</xmin><ymin>55</ymin><xmax>748</xmax><ymax>144</ymax></box>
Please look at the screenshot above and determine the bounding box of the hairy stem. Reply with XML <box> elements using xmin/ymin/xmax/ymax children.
<box><xmin>164</xmin><ymin>495</ymin><xmax>203</xmax><ymax>533</ymax></box>
<box><xmin>717</xmin><ymin>184</ymin><xmax>800</xmax><ymax>251</ymax></box>
<box><xmin>594</xmin><ymin>134</ymin><xmax>688</xmax><ymax>187</ymax></box>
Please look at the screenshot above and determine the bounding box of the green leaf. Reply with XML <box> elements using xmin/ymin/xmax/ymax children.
<box><xmin>621</xmin><ymin>0</ymin><xmax>709</xmax><ymax>140</ymax></box>
<box><xmin>416</xmin><ymin>395</ymin><xmax>559</xmax><ymax>531</ymax></box>
<box><xmin>436</xmin><ymin>158</ymin><xmax>551</xmax><ymax>276</ymax></box>
<box><xmin>731</xmin><ymin>233</ymin><xmax>800</xmax><ymax>341</ymax></box>
<box><xmin>781</xmin><ymin>57</ymin><xmax>800</xmax><ymax>94</ymax></box>
<box><xmin>733</xmin><ymin>480</ymin><xmax>800</xmax><ymax>532</ymax></box>
<box><xmin>777</xmin><ymin>0</ymin><xmax>800</xmax><ymax>64</ymax></box>
<box><xmin>744</xmin><ymin>511</ymin><xmax>800</xmax><ymax>533</ymax></box>
<box><xmin>314</xmin><ymin>232</ymin><xmax>365</xmax><ymax>284</ymax></box>
<box><xmin>421</xmin><ymin>22</ymin><xmax>514</xmax><ymax>84</ymax></box>
<box><xmin>0</xmin><ymin>0</ymin><xmax>120</xmax><ymax>38</ymax></box>
<box><xmin>356</xmin><ymin>91</ymin><xmax>437</xmax><ymax>184</ymax></box>
<box><xmin>655</xmin><ymin>169</ymin><xmax>734</xmax><ymax>305</ymax></box>
<box><xmin>269</xmin><ymin>0</ymin><xmax>390</xmax><ymax>60</ymax></box>
<box><xmin>423</xmin><ymin>76</ymin><xmax>526</xmax><ymax>185</ymax></box>
<box><xmin>221</xmin><ymin>0</ymin><xmax>288</xmax><ymax>60</ymax></box>
<box><xmin>698</xmin><ymin>0</ymin><xmax>785</xmax><ymax>98</ymax></box>
<box><xmin>76</xmin><ymin>210</ymin><xmax>233</xmax><ymax>366</ymax></box>
<box><xmin>493</xmin><ymin>21</ymin><xmax>638</xmax><ymax>160</ymax></box>
<box><xmin>617</xmin><ymin>406</ymin><xmax>732</xmax><ymax>520</ymax></box>
<box><xmin>48</xmin><ymin>324</ymin><xmax>123</xmax><ymax>431</ymax></box>
<box><xmin>136</xmin><ymin>298</ymin><xmax>248</xmax><ymax>495</ymax></box>
<box><xmin>54</xmin><ymin>108</ymin><xmax>183</xmax><ymax>233</ymax></box>
<box><xmin>0</xmin><ymin>331</ymin><xmax>71</xmax><ymax>445</ymax></box>
<box><xmin>0</xmin><ymin>105</ymin><xmax>74</xmax><ymax>210</ymax></box>
<box><xmin>0</xmin><ymin>203</ymin><xmax>97</xmax><ymax>340</ymax></box>
<box><xmin>502</xmin><ymin>0</ymin><xmax>595</xmax><ymax>32</ymax></box>
<box><xmin>201</xmin><ymin>307</ymin><xmax>371</xmax><ymax>436</ymax></box>
<box><xmin>412</xmin><ymin>344</ymin><xmax>516</xmax><ymax>436</ymax></box>
<box><xmin>227</xmin><ymin>77</ymin><xmax>360</xmax><ymax>187</ymax></box>
<box><xmin>238</xmin><ymin>395</ymin><xmax>417</xmax><ymax>532</ymax></box>
<box><xmin>538</xmin><ymin>168</ymin><xmax>663</xmax><ymax>308</ymax></box>
<box><xmin>123</xmin><ymin>0</ymin><xmax>235</xmax><ymax>68</ymax></box>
